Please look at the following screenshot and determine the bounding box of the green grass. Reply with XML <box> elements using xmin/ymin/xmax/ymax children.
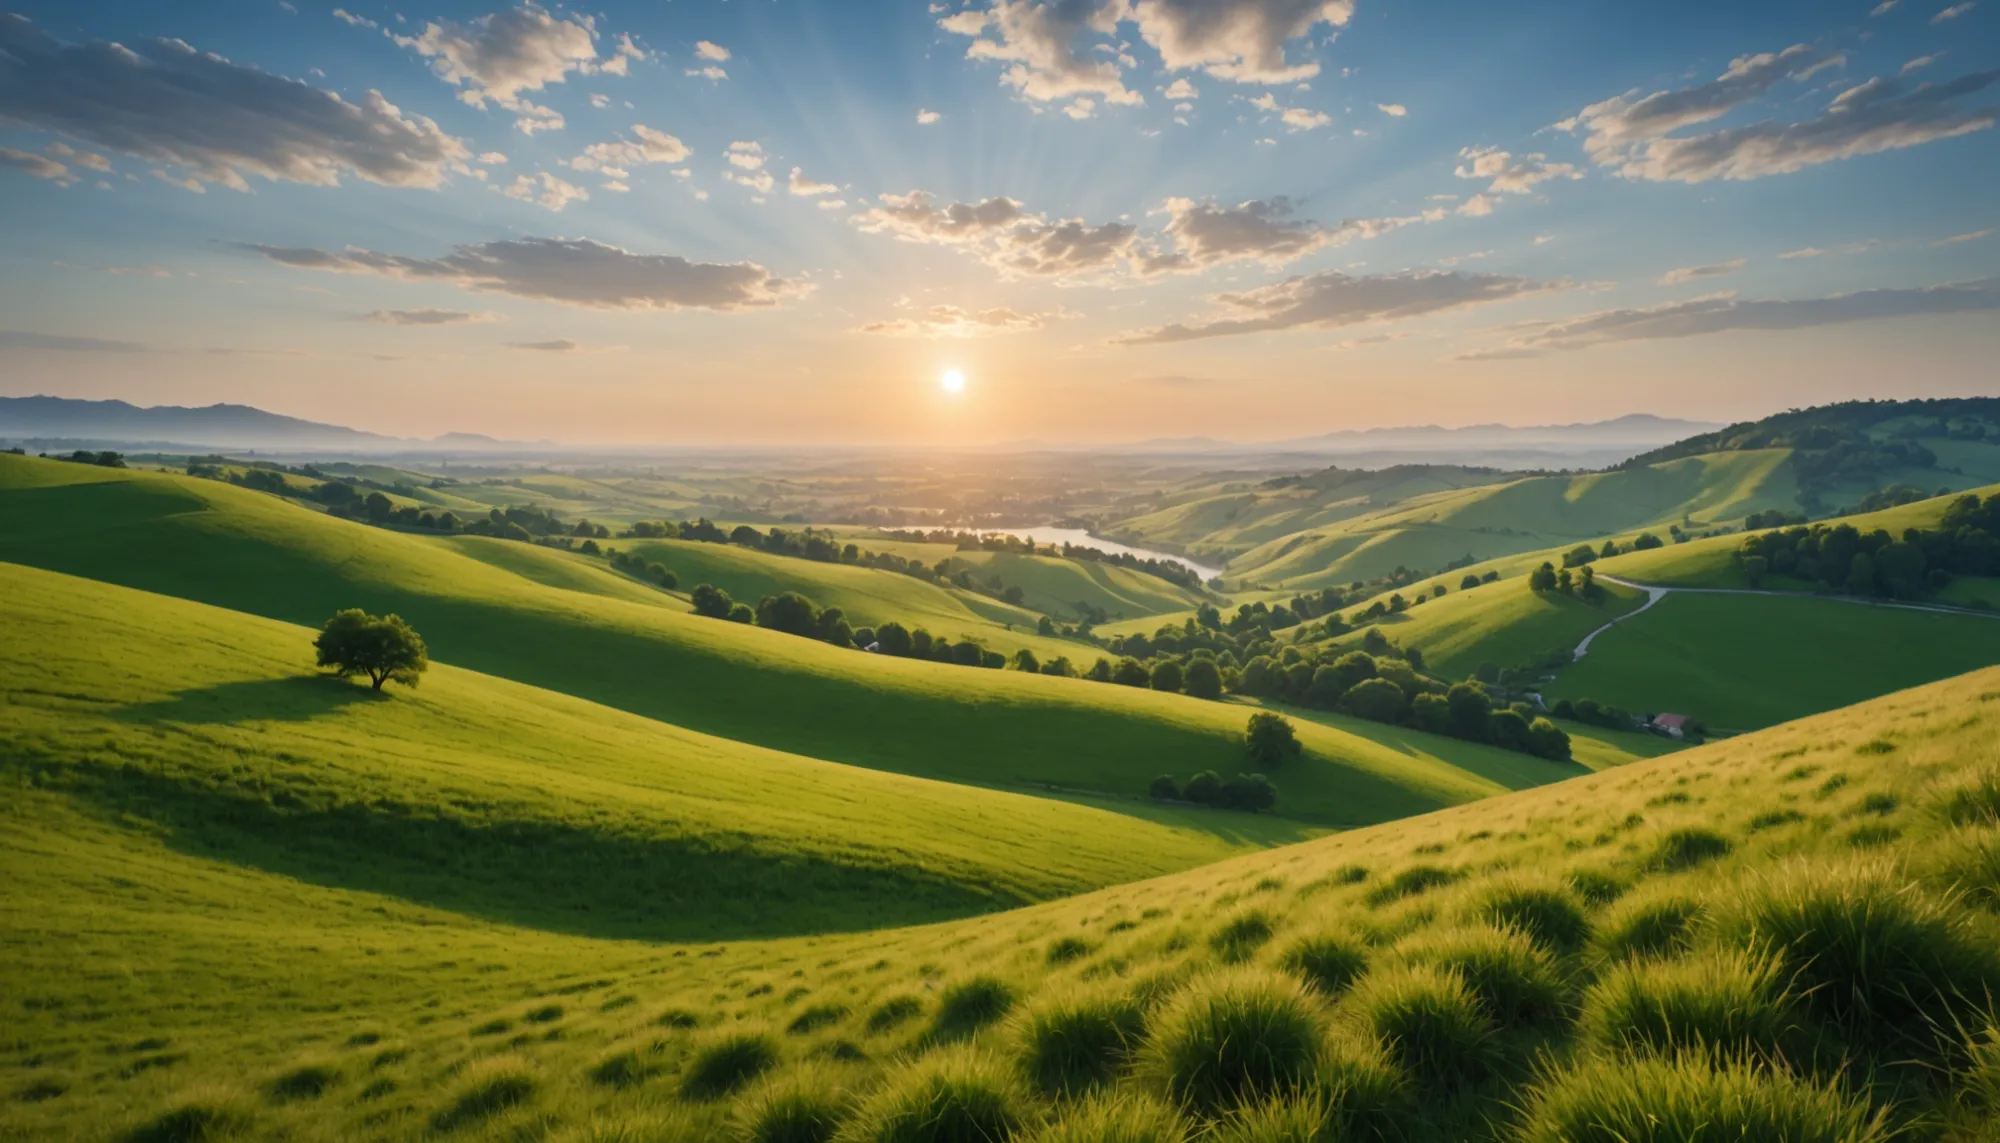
<box><xmin>7</xmin><ymin>631</ymin><xmax>2000</xmax><ymax>1140</ymax></box>
<box><xmin>1323</xmin><ymin>577</ymin><xmax>1649</xmax><ymax>680</ymax></box>
<box><xmin>1546</xmin><ymin>592</ymin><xmax>2000</xmax><ymax>729</ymax></box>
<box><xmin>945</xmin><ymin>549</ymin><xmax>1212</xmax><ymax>622</ymax></box>
<box><xmin>0</xmin><ymin>455</ymin><xmax>1618</xmax><ymax>824</ymax></box>
<box><xmin>0</xmin><ymin>563</ymin><xmax>1312</xmax><ymax>940</ymax></box>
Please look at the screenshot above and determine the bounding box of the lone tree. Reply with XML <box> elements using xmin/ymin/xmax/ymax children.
<box><xmin>1245</xmin><ymin>711</ymin><xmax>1303</xmax><ymax>769</ymax></box>
<box><xmin>315</xmin><ymin>609</ymin><xmax>428</xmax><ymax>691</ymax></box>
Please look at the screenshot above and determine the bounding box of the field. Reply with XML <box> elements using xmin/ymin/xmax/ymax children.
<box><xmin>7</xmin><ymin>645</ymin><xmax>1997</xmax><ymax>1141</ymax></box>
<box><xmin>1544</xmin><ymin>591</ymin><xmax>2000</xmax><ymax>729</ymax></box>
<box><xmin>0</xmin><ymin>456</ymin><xmax>1637</xmax><ymax>826</ymax></box>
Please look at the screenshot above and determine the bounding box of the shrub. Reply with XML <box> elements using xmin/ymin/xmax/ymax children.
<box><xmin>431</xmin><ymin>1058</ymin><xmax>536</xmax><ymax>1131</ymax></box>
<box><xmin>1024</xmin><ymin>1094</ymin><xmax>1188</xmax><ymax>1143</ymax></box>
<box><xmin>1515</xmin><ymin>1055</ymin><xmax>1886</xmax><ymax>1143</ymax></box>
<box><xmin>788</xmin><ymin>1005</ymin><xmax>850</xmax><ymax>1036</ymax></box>
<box><xmin>1348</xmin><ymin>964</ymin><xmax>1496</xmax><ymax>1093</ymax></box>
<box><xmin>1275</xmin><ymin>933</ymin><xmax>1369</xmax><ymax>999</ymax></box>
<box><xmin>1470</xmin><ymin>880</ymin><xmax>1592</xmax><ymax>955</ymax></box>
<box><xmin>119</xmin><ymin>1094</ymin><xmax>253</xmax><ymax>1143</ymax></box>
<box><xmin>1393</xmin><ymin>925</ymin><xmax>1569</xmax><ymax>1032</ymax></box>
<box><xmin>835</xmin><ymin>1049</ymin><xmax>1026</xmax><ymax>1143</ymax></box>
<box><xmin>1715</xmin><ymin>863</ymin><xmax>2000</xmax><ymax>1076</ymax></box>
<box><xmin>1363</xmin><ymin>865</ymin><xmax>1458</xmax><ymax>908</ymax></box>
<box><xmin>682</xmin><ymin>1031</ymin><xmax>781</xmax><ymax>1100</ymax></box>
<box><xmin>933</xmin><ymin>977</ymin><xmax>1016</xmax><ymax>1042</ymax></box>
<box><xmin>1209</xmin><ymin>910</ymin><xmax>1276</xmax><ymax>963</ymax></box>
<box><xmin>1140</xmin><ymin>969</ymin><xmax>1323</xmax><ymax>1115</ymax></box>
<box><xmin>1012</xmin><ymin>988</ymin><xmax>1147</xmax><ymax>1098</ymax></box>
<box><xmin>731</xmin><ymin>1066</ymin><xmax>857</xmax><ymax>1143</ymax></box>
<box><xmin>1580</xmin><ymin>949</ymin><xmax>1807</xmax><ymax>1065</ymax></box>
<box><xmin>1593</xmin><ymin>886</ymin><xmax>1705</xmax><ymax>964</ymax></box>
<box><xmin>1649</xmin><ymin>828</ymin><xmax>1733</xmax><ymax>872</ymax></box>
<box><xmin>866</xmin><ymin>995</ymin><xmax>924</xmax><ymax>1035</ymax></box>
<box><xmin>1245</xmin><ymin>713</ymin><xmax>1302</xmax><ymax>770</ymax></box>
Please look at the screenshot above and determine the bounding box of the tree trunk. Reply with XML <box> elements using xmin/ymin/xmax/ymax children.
<box><xmin>371</xmin><ymin>672</ymin><xmax>386</xmax><ymax>690</ymax></box>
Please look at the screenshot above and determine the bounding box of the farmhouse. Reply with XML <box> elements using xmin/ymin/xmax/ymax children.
<box><xmin>1651</xmin><ymin>712</ymin><xmax>1691</xmax><ymax>739</ymax></box>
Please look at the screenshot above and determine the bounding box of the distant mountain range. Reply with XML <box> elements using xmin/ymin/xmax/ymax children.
<box><xmin>0</xmin><ymin>396</ymin><xmax>1722</xmax><ymax>467</ymax></box>
<box><xmin>0</xmin><ymin>397</ymin><xmax>549</xmax><ymax>453</ymax></box>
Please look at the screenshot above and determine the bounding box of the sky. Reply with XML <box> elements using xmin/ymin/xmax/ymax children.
<box><xmin>0</xmin><ymin>0</ymin><xmax>1996</xmax><ymax>445</ymax></box>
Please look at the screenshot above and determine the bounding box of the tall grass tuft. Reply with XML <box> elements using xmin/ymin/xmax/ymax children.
<box><xmin>730</xmin><ymin>1064</ymin><xmax>858</xmax><ymax>1143</ymax></box>
<box><xmin>834</xmin><ymin>1048</ymin><xmax>1025</xmax><ymax>1143</ymax></box>
<box><xmin>866</xmin><ymin>995</ymin><xmax>923</xmax><ymax>1035</ymax></box>
<box><xmin>1580</xmin><ymin>948</ymin><xmax>1808</xmax><ymax>1065</ymax></box>
<box><xmin>1139</xmin><ymin>968</ymin><xmax>1323</xmax><ymax>1115</ymax></box>
<box><xmin>1206</xmin><ymin>1093</ymin><xmax>1329</xmax><ymax>1143</ymax></box>
<box><xmin>1023</xmin><ymin>1094</ymin><xmax>1189</xmax><ymax>1143</ymax></box>
<box><xmin>549</xmin><ymin>1107</ymin><xmax>710</xmax><ymax>1143</ymax></box>
<box><xmin>1347</xmin><ymin>963</ymin><xmax>1496</xmax><ymax>1094</ymax></box>
<box><xmin>430</xmin><ymin>1058</ymin><xmax>536</xmax><ymax>1132</ymax></box>
<box><xmin>1312</xmin><ymin>1034</ymin><xmax>1413</xmax><ymax>1141</ymax></box>
<box><xmin>1939</xmin><ymin>767</ymin><xmax>2000</xmax><ymax>828</ymax></box>
<box><xmin>681</xmin><ymin>1031</ymin><xmax>781</xmax><ymax>1101</ymax></box>
<box><xmin>1471</xmin><ymin>879</ymin><xmax>1592</xmax><ymax>955</ymax></box>
<box><xmin>119</xmin><ymin>1092</ymin><xmax>252</xmax><ymax>1143</ymax></box>
<box><xmin>1716</xmin><ymin>862</ymin><xmax>2000</xmax><ymax>1076</ymax></box>
<box><xmin>1363</xmin><ymin>865</ymin><xmax>1458</xmax><ymax>908</ymax></box>
<box><xmin>1515</xmin><ymin>1055</ymin><xmax>1888</xmax><ymax>1143</ymax></box>
<box><xmin>1593</xmin><ymin>885</ymin><xmax>1706</xmax><ymax>964</ymax></box>
<box><xmin>1209</xmin><ymin>910</ymin><xmax>1276</xmax><ymax>964</ymax></box>
<box><xmin>932</xmin><ymin>977</ymin><xmax>1016</xmax><ymax>1042</ymax></box>
<box><xmin>1649</xmin><ymin>828</ymin><xmax>1734</xmax><ymax>872</ymax></box>
<box><xmin>264</xmin><ymin>1063</ymin><xmax>337</xmax><ymax>1102</ymax></box>
<box><xmin>1393</xmin><ymin>924</ymin><xmax>1570</xmax><ymax>1032</ymax></box>
<box><xmin>1275</xmin><ymin>932</ymin><xmax>1369</xmax><ymax>1000</ymax></box>
<box><xmin>1011</xmin><ymin>986</ymin><xmax>1148</xmax><ymax>1099</ymax></box>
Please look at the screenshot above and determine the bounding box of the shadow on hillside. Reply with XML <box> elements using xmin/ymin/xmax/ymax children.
<box><xmin>1283</xmin><ymin>707</ymin><xmax>1594</xmax><ymax>792</ymax></box>
<box><xmin>44</xmin><ymin>761</ymin><xmax>1018</xmax><ymax>944</ymax></box>
<box><xmin>114</xmin><ymin>676</ymin><xmax>384</xmax><ymax>726</ymax></box>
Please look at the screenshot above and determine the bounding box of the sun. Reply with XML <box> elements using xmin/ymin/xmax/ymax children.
<box><xmin>939</xmin><ymin>368</ymin><xmax>966</xmax><ymax>394</ymax></box>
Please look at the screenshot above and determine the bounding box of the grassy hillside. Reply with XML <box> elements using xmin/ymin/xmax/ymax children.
<box><xmin>1225</xmin><ymin>451</ymin><xmax>1800</xmax><ymax>589</ymax></box>
<box><xmin>946</xmin><ymin>548</ymin><xmax>1213</xmax><ymax>621</ymax></box>
<box><xmin>0</xmin><ymin>455</ymin><xmax>1619</xmax><ymax>825</ymax></box>
<box><xmin>1325</xmin><ymin>577</ymin><xmax>1650</xmax><ymax>680</ymax></box>
<box><xmin>0</xmin><ymin>563</ymin><xmax>1317</xmax><ymax>943</ymax></box>
<box><xmin>1545</xmin><ymin>591</ymin><xmax>2000</xmax><ymax>729</ymax></box>
<box><xmin>616</xmin><ymin>537</ymin><xmax>1077</xmax><ymax>657</ymax></box>
<box><xmin>10</xmin><ymin>658</ymin><xmax>1997</xmax><ymax>1142</ymax></box>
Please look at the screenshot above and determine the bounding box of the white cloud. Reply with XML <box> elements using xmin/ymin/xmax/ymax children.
<box><xmin>390</xmin><ymin>4</ymin><xmax>615</xmax><ymax>134</ymax></box>
<box><xmin>940</xmin><ymin>0</ymin><xmax>1142</xmax><ymax>106</ymax></box>
<box><xmin>917</xmin><ymin>108</ymin><xmax>943</xmax><ymax>124</ymax></box>
<box><xmin>725</xmin><ymin>141</ymin><xmax>765</xmax><ymax>169</ymax></box>
<box><xmin>1377</xmin><ymin>102</ymin><xmax>1407</xmax><ymax>117</ymax></box>
<box><xmin>0</xmin><ymin>330</ymin><xmax>147</xmax><ymax>352</ymax></box>
<box><xmin>1164</xmin><ymin>78</ymin><xmax>1199</xmax><ymax>100</ymax></box>
<box><xmin>1534</xmin><ymin>234</ymin><xmax>1556</xmax><ymax>244</ymax></box>
<box><xmin>1243</xmin><ymin>92</ymin><xmax>1331</xmax><ymax>131</ymax></box>
<box><xmin>1658</xmin><ymin>258</ymin><xmax>1747</xmax><ymax>285</ymax></box>
<box><xmin>1934</xmin><ymin>3</ymin><xmax>1977</xmax><ymax>22</ymax></box>
<box><xmin>1777</xmin><ymin>240</ymin><xmax>1879</xmax><ymax>258</ymax></box>
<box><xmin>1902</xmin><ymin>54</ymin><xmax>1941</xmax><ymax>75</ymax></box>
<box><xmin>1063</xmin><ymin>97</ymin><xmax>1098</xmax><ymax>119</ymax></box>
<box><xmin>1129</xmin><ymin>0</ymin><xmax>1352</xmax><ymax>84</ymax></box>
<box><xmin>788</xmin><ymin>167</ymin><xmax>838</xmax><ymax>196</ymax></box>
<box><xmin>601</xmin><ymin>179</ymin><xmax>629</xmax><ymax>192</ymax></box>
<box><xmin>0</xmin><ymin>16</ymin><xmax>471</xmax><ymax>190</ymax></box>
<box><xmin>686</xmin><ymin>65</ymin><xmax>727</xmax><ymax>80</ymax></box>
<box><xmin>332</xmin><ymin>7</ymin><xmax>378</xmax><ymax>29</ymax></box>
<box><xmin>857</xmin><ymin>304</ymin><xmax>1065</xmax><ymax>337</ymax></box>
<box><xmin>357</xmin><ymin>308</ymin><xmax>501</xmax><ymax>325</ymax></box>
<box><xmin>502</xmin><ymin>171</ymin><xmax>587</xmax><ymax>211</ymax></box>
<box><xmin>569</xmin><ymin>124</ymin><xmax>690</xmax><ymax>177</ymax></box>
<box><xmin>1462</xmin><ymin>278</ymin><xmax>2000</xmax><ymax>356</ymax></box>
<box><xmin>478</xmin><ymin>151</ymin><xmax>509</xmax><ymax>164</ymax></box>
<box><xmin>1456</xmin><ymin>193</ymin><xmax>1495</xmax><ymax>217</ymax></box>
<box><xmin>242</xmin><ymin>236</ymin><xmax>808</xmax><ymax>311</ymax></box>
<box><xmin>1116</xmin><ymin>269</ymin><xmax>1559</xmax><ymax>343</ymax></box>
<box><xmin>695</xmin><ymin>40</ymin><xmax>731</xmax><ymax>61</ymax></box>
<box><xmin>46</xmin><ymin>142</ymin><xmax>113</xmax><ymax>172</ymax></box>
<box><xmin>1872</xmin><ymin>0</ymin><xmax>1900</xmax><ymax>12</ymax></box>
<box><xmin>1934</xmin><ymin>228</ymin><xmax>1995</xmax><ymax>245</ymax></box>
<box><xmin>1142</xmin><ymin>197</ymin><xmax>1436</xmax><ymax>274</ymax></box>
<box><xmin>0</xmin><ymin>145</ymin><xmax>73</xmax><ymax>183</ymax></box>
<box><xmin>1568</xmin><ymin>44</ymin><xmax>1998</xmax><ymax>183</ymax></box>
<box><xmin>1455</xmin><ymin>145</ymin><xmax>1583</xmax><ymax>194</ymax></box>
<box><xmin>817</xmin><ymin>198</ymin><xmax>847</xmax><ymax>210</ymax></box>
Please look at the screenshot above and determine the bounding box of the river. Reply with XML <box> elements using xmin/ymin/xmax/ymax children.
<box><xmin>976</xmin><ymin>526</ymin><xmax>1224</xmax><ymax>582</ymax></box>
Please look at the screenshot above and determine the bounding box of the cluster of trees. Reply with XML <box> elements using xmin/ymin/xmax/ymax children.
<box><xmin>1743</xmin><ymin>509</ymin><xmax>1809</xmax><ymax>530</ymax></box>
<box><xmin>60</xmin><ymin>449</ymin><xmax>126</xmax><ymax>468</ymax></box>
<box><xmin>1549</xmin><ymin>697</ymin><xmax>1635</xmax><ymax>730</ymax></box>
<box><xmin>1148</xmin><ymin>770</ymin><xmax>1277</xmax><ymax>812</ymax></box>
<box><xmin>1529</xmin><ymin>561</ymin><xmax>1605</xmax><ymax>600</ymax></box>
<box><xmin>682</xmin><ymin>584</ymin><xmax>1014</xmax><ymax>665</ymax></box>
<box><xmin>1840</xmin><ymin>485</ymin><xmax>1939</xmax><ymax>515</ymax></box>
<box><xmin>880</xmin><ymin>528</ymin><xmax>1207</xmax><ymax>591</ymax></box>
<box><xmin>1734</xmin><ymin>493</ymin><xmax>2000</xmax><ymax>599</ymax></box>
<box><xmin>605</xmin><ymin>549</ymin><xmax>679</xmax><ymax>589</ymax></box>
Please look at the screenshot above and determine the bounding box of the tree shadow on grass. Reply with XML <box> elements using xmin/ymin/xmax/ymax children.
<box><xmin>41</xmin><ymin>761</ymin><xmax>1019</xmax><ymax>943</ymax></box>
<box><xmin>113</xmin><ymin>675</ymin><xmax>384</xmax><ymax>726</ymax></box>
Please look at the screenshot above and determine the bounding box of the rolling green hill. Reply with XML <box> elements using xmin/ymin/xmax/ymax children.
<box><xmin>0</xmin><ymin>563</ymin><xmax>1315</xmax><ymax>942</ymax></box>
<box><xmin>9</xmin><ymin>648</ymin><xmax>1996</xmax><ymax>1142</ymax></box>
<box><xmin>0</xmin><ymin>455</ymin><xmax>1624</xmax><ymax>826</ymax></box>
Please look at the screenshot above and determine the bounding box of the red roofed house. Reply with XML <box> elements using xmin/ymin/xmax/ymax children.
<box><xmin>1651</xmin><ymin>713</ymin><xmax>1690</xmax><ymax>739</ymax></box>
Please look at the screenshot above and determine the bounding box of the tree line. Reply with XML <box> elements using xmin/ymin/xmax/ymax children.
<box><xmin>1733</xmin><ymin>492</ymin><xmax>2000</xmax><ymax>601</ymax></box>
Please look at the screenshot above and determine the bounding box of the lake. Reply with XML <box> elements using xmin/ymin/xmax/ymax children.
<box><xmin>977</xmin><ymin>526</ymin><xmax>1224</xmax><ymax>581</ymax></box>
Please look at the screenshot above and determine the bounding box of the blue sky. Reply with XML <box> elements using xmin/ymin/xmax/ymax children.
<box><xmin>0</xmin><ymin>0</ymin><xmax>1995</xmax><ymax>444</ymax></box>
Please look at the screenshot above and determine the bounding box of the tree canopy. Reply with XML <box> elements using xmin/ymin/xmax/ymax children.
<box><xmin>314</xmin><ymin>609</ymin><xmax>428</xmax><ymax>691</ymax></box>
